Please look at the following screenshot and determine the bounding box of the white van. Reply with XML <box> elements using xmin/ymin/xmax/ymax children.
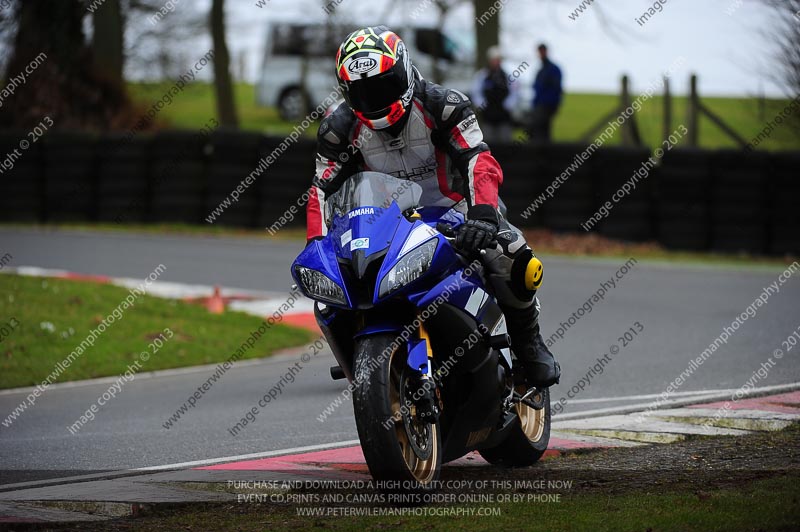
<box><xmin>256</xmin><ymin>23</ymin><xmax>476</xmax><ymax>121</ymax></box>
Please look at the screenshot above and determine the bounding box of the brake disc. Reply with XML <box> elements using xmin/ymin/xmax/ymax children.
<box><xmin>400</xmin><ymin>371</ymin><xmax>433</xmax><ymax>460</ymax></box>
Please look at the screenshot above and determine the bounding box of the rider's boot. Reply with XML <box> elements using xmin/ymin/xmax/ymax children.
<box><xmin>502</xmin><ymin>300</ymin><xmax>560</xmax><ymax>389</ymax></box>
<box><xmin>480</xmin><ymin>220</ymin><xmax>560</xmax><ymax>388</ymax></box>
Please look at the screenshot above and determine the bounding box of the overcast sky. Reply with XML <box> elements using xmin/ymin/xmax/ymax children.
<box><xmin>175</xmin><ymin>0</ymin><xmax>787</xmax><ymax>98</ymax></box>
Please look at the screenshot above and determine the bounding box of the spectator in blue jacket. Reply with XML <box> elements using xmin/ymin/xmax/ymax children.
<box><xmin>530</xmin><ymin>43</ymin><xmax>562</xmax><ymax>142</ymax></box>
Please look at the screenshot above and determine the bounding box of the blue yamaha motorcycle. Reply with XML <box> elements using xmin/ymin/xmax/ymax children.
<box><xmin>291</xmin><ymin>172</ymin><xmax>550</xmax><ymax>488</ymax></box>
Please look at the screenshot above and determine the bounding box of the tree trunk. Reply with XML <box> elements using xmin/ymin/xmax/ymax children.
<box><xmin>210</xmin><ymin>0</ymin><xmax>239</xmax><ymax>128</ymax></box>
<box><xmin>474</xmin><ymin>0</ymin><xmax>500</xmax><ymax>69</ymax></box>
<box><xmin>0</xmin><ymin>0</ymin><xmax>136</xmax><ymax>130</ymax></box>
<box><xmin>92</xmin><ymin>0</ymin><xmax>124</xmax><ymax>84</ymax></box>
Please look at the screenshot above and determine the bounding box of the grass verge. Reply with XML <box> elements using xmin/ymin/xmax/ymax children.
<box><xmin>55</xmin><ymin>424</ymin><xmax>800</xmax><ymax>531</ymax></box>
<box><xmin>0</xmin><ymin>274</ymin><xmax>313</xmax><ymax>389</ymax></box>
<box><xmin>57</xmin><ymin>467</ymin><xmax>800</xmax><ymax>531</ymax></box>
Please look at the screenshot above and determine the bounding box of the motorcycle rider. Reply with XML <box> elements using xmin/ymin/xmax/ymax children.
<box><xmin>305</xmin><ymin>26</ymin><xmax>560</xmax><ymax>389</ymax></box>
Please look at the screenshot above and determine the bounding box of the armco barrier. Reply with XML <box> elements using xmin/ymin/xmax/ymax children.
<box><xmin>491</xmin><ymin>143</ymin><xmax>546</xmax><ymax>227</ymax></box>
<box><xmin>767</xmin><ymin>152</ymin><xmax>800</xmax><ymax>255</ymax></box>
<box><xmin>149</xmin><ymin>131</ymin><xmax>207</xmax><ymax>223</ymax></box>
<box><xmin>655</xmin><ymin>149</ymin><xmax>713</xmax><ymax>251</ymax></box>
<box><xmin>97</xmin><ymin>135</ymin><xmax>150</xmax><ymax>223</ymax></box>
<box><xmin>538</xmin><ymin>143</ymin><xmax>596</xmax><ymax>232</ymax></box>
<box><xmin>0</xmin><ymin>131</ymin><xmax>797</xmax><ymax>255</ymax></box>
<box><xmin>709</xmin><ymin>150</ymin><xmax>771</xmax><ymax>254</ymax></box>
<box><xmin>43</xmin><ymin>132</ymin><xmax>96</xmax><ymax>222</ymax></box>
<box><xmin>593</xmin><ymin>146</ymin><xmax>655</xmax><ymax>242</ymax></box>
<box><xmin>0</xmin><ymin>131</ymin><xmax>43</xmax><ymax>222</ymax></box>
<box><xmin>206</xmin><ymin>131</ymin><xmax>263</xmax><ymax>227</ymax></box>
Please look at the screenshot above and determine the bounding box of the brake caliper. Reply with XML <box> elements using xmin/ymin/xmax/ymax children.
<box><xmin>414</xmin><ymin>374</ymin><xmax>441</xmax><ymax>423</ymax></box>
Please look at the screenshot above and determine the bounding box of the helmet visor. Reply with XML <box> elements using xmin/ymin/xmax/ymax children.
<box><xmin>343</xmin><ymin>63</ymin><xmax>409</xmax><ymax>115</ymax></box>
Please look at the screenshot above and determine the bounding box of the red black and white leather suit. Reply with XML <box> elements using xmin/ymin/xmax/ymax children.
<box><xmin>305</xmin><ymin>70</ymin><xmax>560</xmax><ymax>388</ymax></box>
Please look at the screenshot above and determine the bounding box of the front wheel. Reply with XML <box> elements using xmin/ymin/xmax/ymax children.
<box><xmin>478</xmin><ymin>387</ymin><xmax>551</xmax><ymax>467</ymax></box>
<box><xmin>352</xmin><ymin>334</ymin><xmax>441</xmax><ymax>489</ymax></box>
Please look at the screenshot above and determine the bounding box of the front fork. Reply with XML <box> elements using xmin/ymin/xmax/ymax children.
<box><xmin>405</xmin><ymin>321</ymin><xmax>442</xmax><ymax>424</ymax></box>
<box><xmin>406</xmin><ymin>313</ymin><xmax>546</xmax><ymax>429</ymax></box>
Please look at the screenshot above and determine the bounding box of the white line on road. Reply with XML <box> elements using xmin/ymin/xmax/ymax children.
<box><xmin>3</xmin><ymin>383</ymin><xmax>798</xmax><ymax>492</ymax></box>
<box><xmin>566</xmin><ymin>389</ymin><xmax>741</xmax><ymax>404</ymax></box>
<box><xmin>133</xmin><ymin>439</ymin><xmax>362</xmax><ymax>472</ymax></box>
<box><xmin>0</xmin><ymin>440</ymin><xmax>361</xmax><ymax>493</ymax></box>
<box><xmin>139</xmin><ymin>383</ymin><xmax>800</xmax><ymax>472</ymax></box>
<box><xmin>554</xmin><ymin>382</ymin><xmax>800</xmax><ymax>421</ymax></box>
<box><xmin>0</xmin><ymin>348</ymin><xmax>323</xmax><ymax>396</ymax></box>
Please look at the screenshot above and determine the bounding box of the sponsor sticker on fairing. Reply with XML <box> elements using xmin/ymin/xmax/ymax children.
<box><xmin>340</xmin><ymin>229</ymin><xmax>353</xmax><ymax>247</ymax></box>
<box><xmin>351</xmin><ymin>237</ymin><xmax>370</xmax><ymax>251</ymax></box>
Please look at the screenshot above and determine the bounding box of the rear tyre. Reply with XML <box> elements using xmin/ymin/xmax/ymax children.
<box><xmin>352</xmin><ymin>334</ymin><xmax>441</xmax><ymax>490</ymax></box>
<box><xmin>479</xmin><ymin>387</ymin><xmax>550</xmax><ymax>467</ymax></box>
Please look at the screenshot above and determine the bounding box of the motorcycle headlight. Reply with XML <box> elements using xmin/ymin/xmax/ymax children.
<box><xmin>379</xmin><ymin>239</ymin><xmax>437</xmax><ymax>297</ymax></box>
<box><xmin>295</xmin><ymin>266</ymin><xmax>346</xmax><ymax>305</ymax></box>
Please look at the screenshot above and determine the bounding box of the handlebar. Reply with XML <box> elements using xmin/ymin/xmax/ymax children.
<box><xmin>436</xmin><ymin>222</ymin><xmax>491</xmax><ymax>256</ymax></box>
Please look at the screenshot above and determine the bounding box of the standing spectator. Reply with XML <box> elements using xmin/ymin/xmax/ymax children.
<box><xmin>530</xmin><ymin>43</ymin><xmax>562</xmax><ymax>142</ymax></box>
<box><xmin>472</xmin><ymin>46</ymin><xmax>516</xmax><ymax>143</ymax></box>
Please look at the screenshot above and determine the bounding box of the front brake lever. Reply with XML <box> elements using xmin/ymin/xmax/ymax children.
<box><xmin>437</xmin><ymin>223</ymin><xmax>494</xmax><ymax>256</ymax></box>
<box><xmin>436</xmin><ymin>222</ymin><xmax>456</xmax><ymax>238</ymax></box>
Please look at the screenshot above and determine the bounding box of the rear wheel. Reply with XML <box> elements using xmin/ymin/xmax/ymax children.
<box><xmin>479</xmin><ymin>387</ymin><xmax>550</xmax><ymax>467</ymax></box>
<box><xmin>352</xmin><ymin>334</ymin><xmax>441</xmax><ymax>489</ymax></box>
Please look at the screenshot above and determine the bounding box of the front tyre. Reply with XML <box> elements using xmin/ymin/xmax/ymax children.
<box><xmin>352</xmin><ymin>334</ymin><xmax>441</xmax><ymax>489</ymax></box>
<box><xmin>479</xmin><ymin>387</ymin><xmax>551</xmax><ymax>467</ymax></box>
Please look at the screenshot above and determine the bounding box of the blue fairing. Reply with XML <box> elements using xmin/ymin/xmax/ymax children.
<box><xmin>291</xmin><ymin>173</ymin><xmax>499</xmax><ymax>380</ymax></box>
<box><xmin>420</xmin><ymin>206</ymin><xmax>465</xmax><ymax>229</ymax></box>
<box><xmin>291</xmin><ymin>233</ymin><xmax>352</xmax><ymax>308</ymax></box>
<box><xmin>408</xmin><ymin>269</ymin><xmax>488</xmax><ymax>323</ymax></box>
<box><xmin>373</xmin><ymin>219</ymin><xmax>460</xmax><ymax>304</ymax></box>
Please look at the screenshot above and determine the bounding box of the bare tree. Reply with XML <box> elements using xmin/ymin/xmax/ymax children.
<box><xmin>759</xmin><ymin>0</ymin><xmax>800</xmax><ymax>135</ymax></box>
<box><xmin>0</xmin><ymin>1</ymin><xmax>19</xmax><ymax>78</ymax></box>
<box><xmin>92</xmin><ymin>0</ymin><xmax>124</xmax><ymax>84</ymax></box>
<box><xmin>425</xmin><ymin>0</ymin><xmax>468</xmax><ymax>84</ymax></box>
<box><xmin>474</xmin><ymin>0</ymin><xmax>499</xmax><ymax>72</ymax></box>
<box><xmin>764</xmin><ymin>1</ymin><xmax>800</xmax><ymax>97</ymax></box>
<box><xmin>210</xmin><ymin>0</ymin><xmax>239</xmax><ymax>128</ymax></box>
<box><xmin>124</xmin><ymin>0</ymin><xmax>206</xmax><ymax>80</ymax></box>
<box><xmin>0</xmin><ymin>0</ymin><xmax>139</xmax><ymax>130</ymax></box>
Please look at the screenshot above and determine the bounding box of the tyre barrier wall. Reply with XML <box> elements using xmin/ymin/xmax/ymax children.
<box><xmin>0</xmin><ymin>131</ymin><xmax>797</xmax><ymax>255</ymax></box>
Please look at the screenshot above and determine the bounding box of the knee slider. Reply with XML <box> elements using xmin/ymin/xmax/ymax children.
<box><xmin>508</xmin><ymin>249</ymin><xmax>538</xmax><ymax>302</ymax></box>
<box><xmin>525</xmin><ymin>256</ymin><xmax>543</xmax><ymax>290</ymax></box>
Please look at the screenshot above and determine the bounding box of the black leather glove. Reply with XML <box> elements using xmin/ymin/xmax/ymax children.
<box><xmin>457</xmin><ymin>204</ymin><xmax>500</xmax><ymax>253</ymax></box>
<box><xmin>456</xmin><ymin>219</ymin><xmax>498</xmax><ymax>253</ymax></box>
<box><xmin>456</xmin><ymin>205</ymin><xmax>500</xmax><ymax>253</ymax></box>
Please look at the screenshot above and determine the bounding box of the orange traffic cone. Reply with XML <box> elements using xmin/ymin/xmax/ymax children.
<box><xmin>207</xmin><ymin>286</ymin><xmax>225</xmax><ymax>314</ymax></box>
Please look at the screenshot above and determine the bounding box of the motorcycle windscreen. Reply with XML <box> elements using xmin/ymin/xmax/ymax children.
<box><xmin>325</xmin><ymin>172</ymin><xmax>423</xmax><ymax>276</ymax></box>
<box><xmin>324</xmin><ymin>172</ymin><xmax>422</xmax><ymax>224</ymax></box>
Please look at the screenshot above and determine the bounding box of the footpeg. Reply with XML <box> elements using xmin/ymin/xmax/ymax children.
<box><xmin>330</xmin><ymin>366</ymin><xmax>346</xmax><ymax>380</ymax></box>
<box><xmin>514</xmin><ymin>387</ymin><xmax>545</xmax><ymax>410</ymax></box>
<box><xmin>489</xmin><ymin>333</ymin><xmax>511</xmax><ymax>349</ymax></box>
